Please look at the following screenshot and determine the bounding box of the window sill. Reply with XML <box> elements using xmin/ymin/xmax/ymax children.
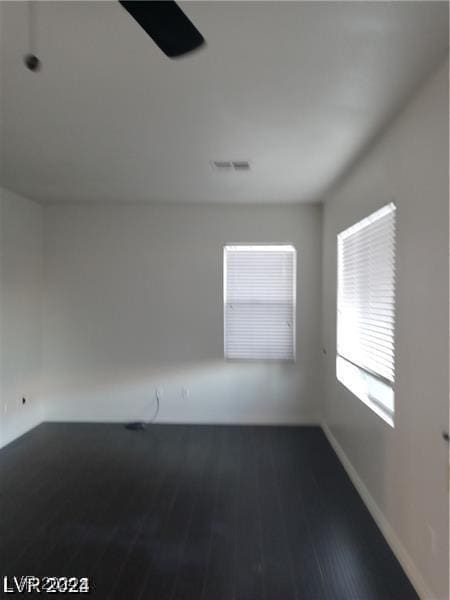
<box><xmin>224</xmin><ymin>357</ymin><xmax>296</xmax><ymax>364</ymax></box>
<box><xmin>336</xmin><ymin>356</ymin><xmax>394</xmax><ymax>428</ymax></box>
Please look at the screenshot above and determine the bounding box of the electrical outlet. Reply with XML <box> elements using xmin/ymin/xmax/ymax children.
<box><xmin>181</xmin><ymin>387</ymin><xmax>190</xmax><ymax>399</ymax></box>
<box><xmin>428</xmin><ymin>525</ymin><xmax>438</xmax><ymax>556</ymax></box>
<box><xmin>3</xmin><ymin>403</ymin><xmax>7</xmax><ymax>414</ymax></box>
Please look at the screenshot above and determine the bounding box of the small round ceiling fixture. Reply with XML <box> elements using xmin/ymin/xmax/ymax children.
<box><xmin>24</xmin><ymin>53</ymin><xmax>41</xmax><ymax>72</ymax></box>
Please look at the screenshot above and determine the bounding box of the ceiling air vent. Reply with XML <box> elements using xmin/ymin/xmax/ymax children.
<box><xmin>212</xmin><ymin>160</ymin><xmax>251</xmax><ymax>172</ymax></box>
<box><xmin>232</xmin><ymin>161</ymin><xmax>250</xmax><ymax>171</ymax></box>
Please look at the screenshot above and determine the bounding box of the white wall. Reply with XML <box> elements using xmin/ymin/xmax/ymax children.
<box><xmin>0</xmin><ymin>187</ymin><xmax>43</xmax><ymax>448</ymax></box>
<box><xmin>321</xmin><ymin>60</ymin><xmax>449</xmax><ymax>600</ymax></box>
<box><xmin>43</xmin><ymin>203</ymin><xmax>322</xmax><ymax>425</ymax></box>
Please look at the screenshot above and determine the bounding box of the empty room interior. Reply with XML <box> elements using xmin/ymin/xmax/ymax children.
<box><xmin>0</xmin><ymin>1</ymin><xmax>449</xmax><ymax>598</ymax></box>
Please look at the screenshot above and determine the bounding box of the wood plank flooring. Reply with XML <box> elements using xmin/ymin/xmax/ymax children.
<box><xmin>0</xmin><ymin>424</ymin><xmax>418</xmax><ymax>599</ymax></box>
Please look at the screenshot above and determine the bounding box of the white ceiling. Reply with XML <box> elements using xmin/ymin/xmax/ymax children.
<box><xmin>0</xmin><ymin>1</ymin><xmax>448</xmax><ymax>204</ymax></box>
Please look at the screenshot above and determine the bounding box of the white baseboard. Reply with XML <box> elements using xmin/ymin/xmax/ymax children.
<box><xmin>321</xmin><ymin>422</ymin><xmax>435</xmax><ymax>600</ymax></box>
<box><xmin>45</xmin><ymin>414</ymin><xmax>321</xmax><ymax>426</ymax></box>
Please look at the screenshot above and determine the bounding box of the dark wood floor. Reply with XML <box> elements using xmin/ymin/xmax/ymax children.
<box><xmin>0</xmin><ymin>423</ymin><xmax>417</xmax><ymax>599</ymax></box>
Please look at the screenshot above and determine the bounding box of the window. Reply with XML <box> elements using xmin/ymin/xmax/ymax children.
<box><xmin>337</xmin><ymin>203</ymin><xmax>396</xmax><ymax>426</ymax></box>
<box><xmin>224</xmin><ymin>245</ymin><xmax>296</xmax><ymax>360</ymax></box>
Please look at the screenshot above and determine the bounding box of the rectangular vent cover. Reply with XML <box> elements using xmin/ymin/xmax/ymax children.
<box><xmin>212</xmin><ymin>160</ymin><xmax>250</xmax><ymax>171</ymax></box>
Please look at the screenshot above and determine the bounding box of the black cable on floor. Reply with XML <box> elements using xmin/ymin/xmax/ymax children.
<box><xmin>124</xmin><ymin>394</ymin><xmax>160</xmax><ymax>431</ymax></box>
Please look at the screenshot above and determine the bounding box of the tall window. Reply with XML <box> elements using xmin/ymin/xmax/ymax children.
<box><xmin>337</xmin><ymin>203</ymin><xmax>396</xmax><ymax>425</ymax></box>
<box><xmin>224</xmin><ymin>245</ymin><xmax>296</xmax><ymax>360</ymax></box>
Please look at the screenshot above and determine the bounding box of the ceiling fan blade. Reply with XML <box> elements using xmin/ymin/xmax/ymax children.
<box><xmin>119</xmin><ymin>1</ymin><xmax>205</xmax><ymax>58</ymax></box>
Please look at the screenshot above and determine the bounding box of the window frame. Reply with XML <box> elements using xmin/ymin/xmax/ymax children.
<box><xmin>223</xmin><ymin>243</ymin><xmax>297</xmax><ymax>362</ymax></box>
<box><xmin>336</xmin><ymin>203</ymin><xmax>396</xmax><ymax>427</ymax></box>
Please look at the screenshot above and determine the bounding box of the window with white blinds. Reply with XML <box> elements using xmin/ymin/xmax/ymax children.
<box><xmin>224</xmin><ymin>245</ymin><xmax>296</xmax><ymax>360</ymax></box>
<box><xmin>337</xmin><ymin>203</ymin><xmax>396</xmax><ymax>424</ymax></box>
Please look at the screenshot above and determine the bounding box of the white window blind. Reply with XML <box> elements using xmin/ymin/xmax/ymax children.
<box><xmin>337</xmin><ymin>203</ymin><xmax>396</xmax><ymax>422</ymax></box>
<box><xmin>224</xmin><ymin>245</ymin><xmax>296</xmax><ymax>360</ymax></box>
